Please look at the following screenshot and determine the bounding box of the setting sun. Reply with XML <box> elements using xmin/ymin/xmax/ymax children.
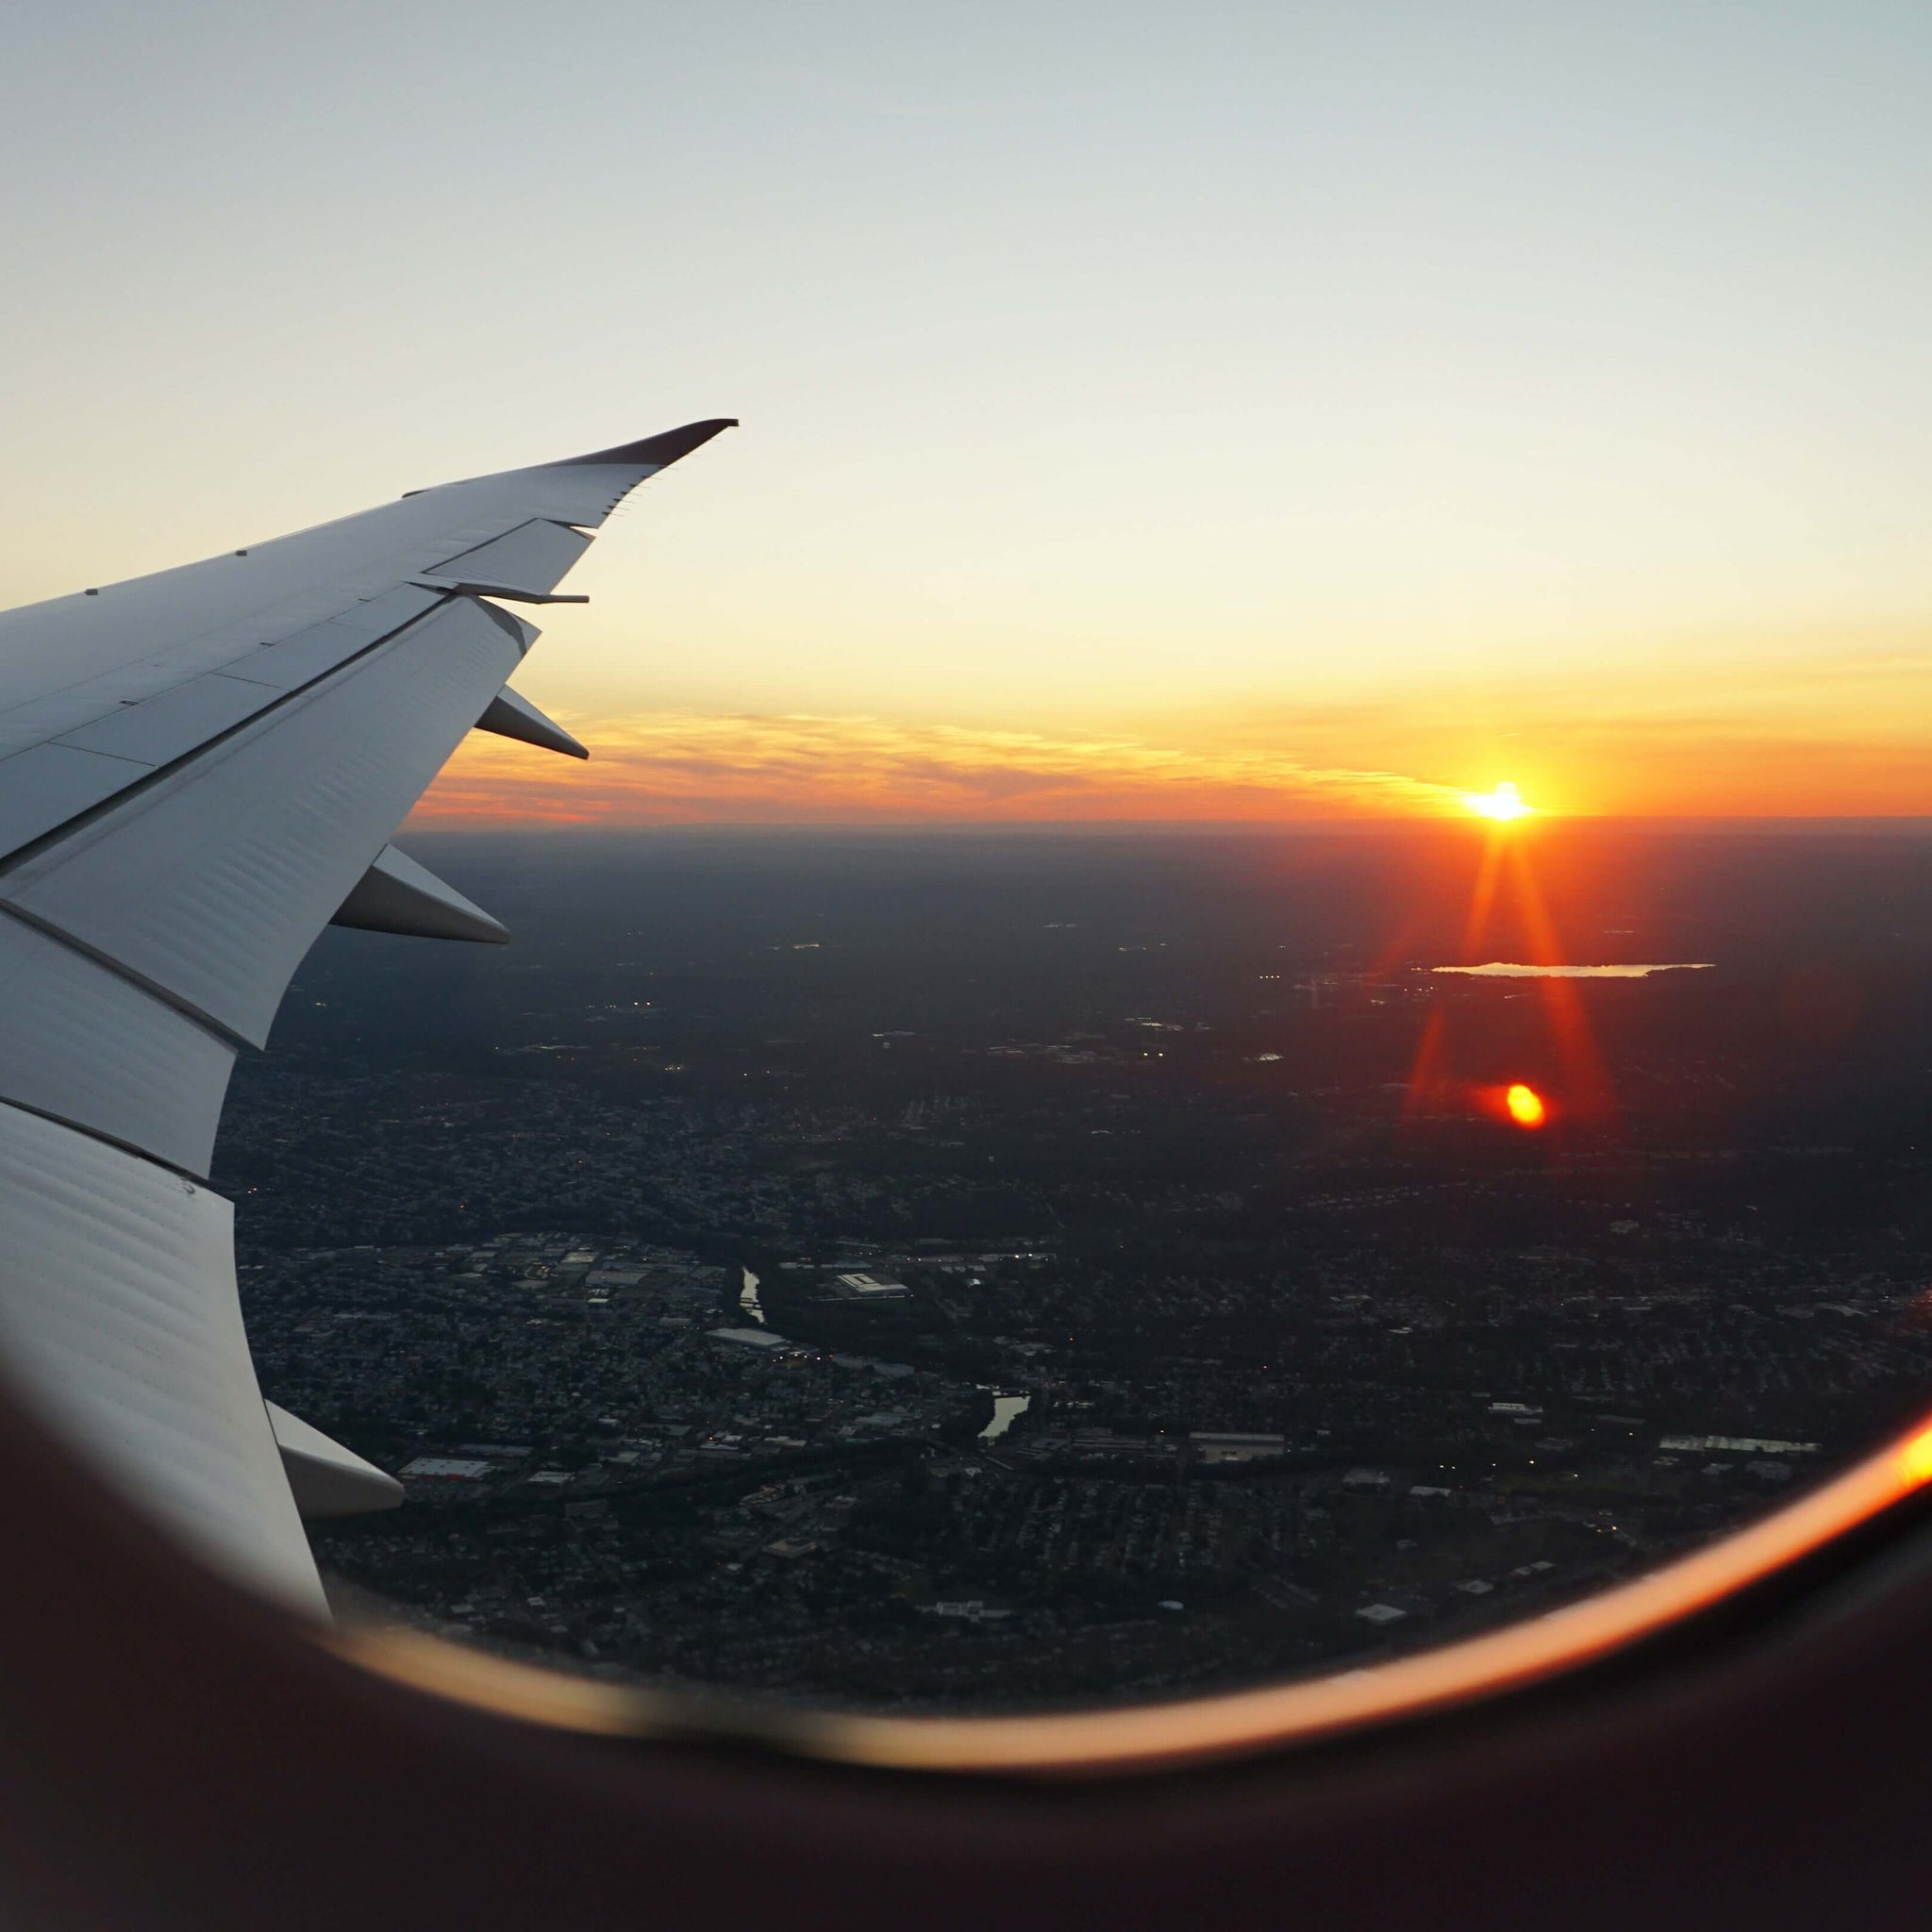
<box><xmin>1465</xmin><ymin>781</ymin><xmax>1532</xmax><ymax>823</ymax></box>
<box><xmin>1506</xmin><ymin>1083</ymin><xmax>1547</xmax><ymax>1128</ymax></box>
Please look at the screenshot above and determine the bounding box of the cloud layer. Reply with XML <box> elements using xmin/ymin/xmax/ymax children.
<box><xmin>413</xmin><ymin>710</ymin><xmax>1467</xmax><ymax>825</ymax></box>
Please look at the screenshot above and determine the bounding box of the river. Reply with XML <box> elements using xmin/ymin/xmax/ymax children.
<box><xmin>980</xmin><ymin>1393</ymin><xmax>1030</xmax><ymax>1441</ymax></box>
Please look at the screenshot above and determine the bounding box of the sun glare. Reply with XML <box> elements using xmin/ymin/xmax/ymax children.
<box><xmin>1465</xmin><ymin>781</ymin><xmax>1531</xmax><ymax>822</ymax></box>
<box><xmin>1506</xmin><ymin>1083</ymin><xmax>1547</xmax><ymax>1128</ymax></box>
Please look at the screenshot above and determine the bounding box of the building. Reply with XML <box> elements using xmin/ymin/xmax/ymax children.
<box><xmin>398</xmin><ymin>1457</ymin><xmax>491</xmax><ymax>1481</ymax></box>
<box><xmin>706</xmin><ymin>1327</ymin><xmax>795</xmax><ymax>1352</ymax></box>
<box><xmin>833</xmin><ymin>1272</ymin><xmax>911</xmax><ymax>1301</ymax></box>
<box><xmin>1191</xmin><ymin>1432</ymin><xmax>1287</xmax><ymax>1465</ymax></box>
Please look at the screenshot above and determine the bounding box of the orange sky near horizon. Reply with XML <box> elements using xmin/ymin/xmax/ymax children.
<box><xmin>410</xmin><ymin>621</ymin><xmax>1932</xmax><ymax>828</ymax></box>
<box><xmin>412</xmin><ymin>657</ymin><xmax>1932</xmax><ymax>829</ymax></box>
<box><xmin>408</xmin><ymin>480</ymin><xmax>1932</xmax><ymax>830</ymax></box>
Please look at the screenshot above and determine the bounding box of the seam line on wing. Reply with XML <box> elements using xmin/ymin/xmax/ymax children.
<box><xmin>0</xmin><ymin>901</ymin><xmax>252</xmax><ymax>1051</ymax></box>
<box><xmin>0</xmin><ymin>1091</ymin><xmax>210</xmax><ymax>1184</ymax></box>
<box><xmin>0</xmin><ymin>592</ymin><xmax>467</xmax><ymax>881</ymax></box>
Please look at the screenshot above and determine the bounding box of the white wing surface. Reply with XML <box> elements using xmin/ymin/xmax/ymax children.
<box><xmin>0</xmin><ymin>419</ymin><xmax>736</xmax><ymax>1612</ymax></box>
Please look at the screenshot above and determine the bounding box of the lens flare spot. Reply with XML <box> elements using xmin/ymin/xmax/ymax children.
<box><xmin>1506</xmin><ymin>1083</ymin><xmax>1546</xmax><ymax>1127</ymax></box>
<box><xmin>1465</xmin><ymin>781</ymin><xmax>1531</xmax><ymax>822</ymax></box>
<box><xmin>1898</xmin><ymin>1424</ymin><xmax>1932</xmax><ymax>1486</ymax></box>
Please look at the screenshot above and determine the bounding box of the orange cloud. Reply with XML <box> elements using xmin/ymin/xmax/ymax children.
<box><xmin>416</xmin><ymin>628</ymin><xmax>1932</xmax><ymax>828</ymax></box>
<box><xmin>411</xmin><ymin>711</ymin><xmax>1468</xmax><ymax>826</ymax></box>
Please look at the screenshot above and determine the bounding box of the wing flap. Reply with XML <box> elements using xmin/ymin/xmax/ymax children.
<box><xmin>0</xmin><ymin>595</ymin><xmax>419</xmax><ymax>763</ymax></box>
<box><xmin>0</xmin><ymin>594</ymin><xmax>519</xmax><ymax>1045</ymax></box>
<box><xmin>0</xmin><ymin>1102</ymin><xmax>322</xmax><ymax>1612</ymax></box>
<box><xmin>0</xmin><ymin>909</ymin><xmax>234</xmax><ymax>1174</ymax></box>
<box><xmin>421</xmin><ymin>519</ymin><xmax>591</xmax><ymax>599</ymax></box>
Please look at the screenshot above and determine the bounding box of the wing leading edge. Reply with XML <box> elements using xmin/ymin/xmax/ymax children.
<box><xmin>0</xmin><ymin>420</ymin><xmax>735</xmax><ymax>1611</ymax></box>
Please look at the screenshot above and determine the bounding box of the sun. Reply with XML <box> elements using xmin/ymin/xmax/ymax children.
<box><xmin>1464</xmin><ymin>780</ymin><xmax>1532</xmax><ymax>822</ymax></box>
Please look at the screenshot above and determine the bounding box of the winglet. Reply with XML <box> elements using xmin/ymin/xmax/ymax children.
<box><xmin>557</xmin><ymin>418</ymin><xmax>738</xmax><ymax>469</ymax></box>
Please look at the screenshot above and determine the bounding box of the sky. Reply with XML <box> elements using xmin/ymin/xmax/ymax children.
<box><xmin>2</xmin><ymin>0</ymin><xmax>1929</xmax><ymax>824</ymax></box>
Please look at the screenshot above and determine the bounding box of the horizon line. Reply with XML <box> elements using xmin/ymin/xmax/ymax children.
<box><xmin>403</xmin><ymin>812</ymin><xmax>1932</xmax><ymax>837</ymax></box>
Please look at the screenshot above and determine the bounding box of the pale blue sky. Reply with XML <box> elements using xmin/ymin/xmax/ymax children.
<box><xmin>2</xmin><ymin>1</ymin><xmax>1929</xmax><ymax>809</ymax></box>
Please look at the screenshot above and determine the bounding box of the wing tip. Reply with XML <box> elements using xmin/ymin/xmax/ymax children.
<box><xmin>557</xmin><ymin>418</ymin><xmax>739</xmax><ymax>471</ymax></box>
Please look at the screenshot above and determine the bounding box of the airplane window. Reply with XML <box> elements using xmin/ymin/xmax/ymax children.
<box><xmin>215</xmin><ymin>816</ymin><xmax>1932</xmax><ymax>1749</ymax></box>
<box><xmin>2</xmin><ymin>0</ymin><xmax>1926</xmax><ymax>1788</ymax></box>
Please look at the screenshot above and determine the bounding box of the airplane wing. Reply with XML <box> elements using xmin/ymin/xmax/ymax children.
<box><xmin>0</xmin><ymin>419</ymin><xmax>735</xmax><ymax>1614</ymax></box>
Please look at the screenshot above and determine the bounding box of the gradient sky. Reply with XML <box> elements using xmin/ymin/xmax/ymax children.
<box><xmin>3</xmin><ymin>1</ymin><xmax>1929</xmax><ymax>822</ymax></box>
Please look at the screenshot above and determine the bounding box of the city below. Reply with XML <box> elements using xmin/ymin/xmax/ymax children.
<box><xmin>224</xmin><ymin>825</ymin><xmax>1932</xmax><ymax>1709</ymax></box>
